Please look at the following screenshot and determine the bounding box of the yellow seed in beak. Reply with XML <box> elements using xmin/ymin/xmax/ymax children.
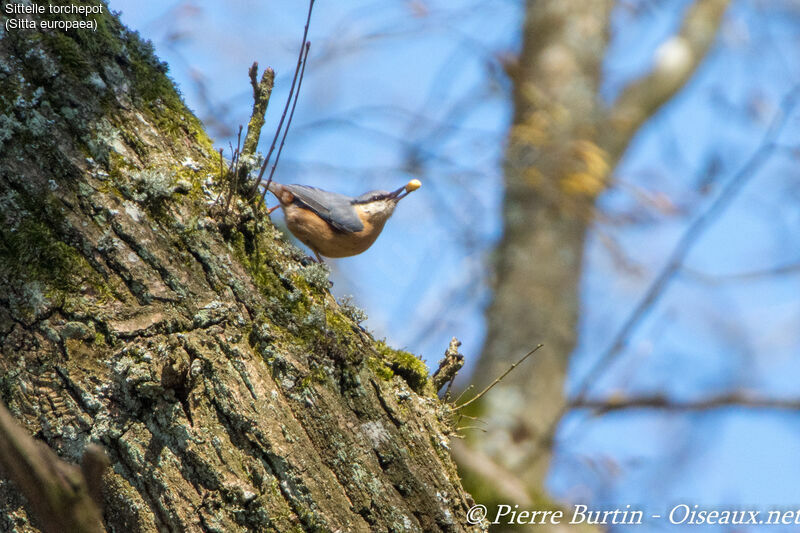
<box><xmin>406</xmin><ymin>179</ymin><xmax>421</xmax><ymax>192</ymax></box>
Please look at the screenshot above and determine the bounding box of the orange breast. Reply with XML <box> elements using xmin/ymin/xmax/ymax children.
<box><xmin>283</xmin><ymin>205</ymin><xmax>388</xmax><ymax>258</ymax></box>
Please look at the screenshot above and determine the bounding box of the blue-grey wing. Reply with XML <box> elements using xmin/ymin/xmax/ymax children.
<box><xmin>283</xmin><ymin>184</ymin><xmax>364</xmax><ymax>233</ymax></box>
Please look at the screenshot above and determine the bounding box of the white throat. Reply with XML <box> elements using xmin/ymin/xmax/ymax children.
<box><xmin>359</xmin><ymin>199</ymin><xmax>397</xmax><ymax>223</ymax></box>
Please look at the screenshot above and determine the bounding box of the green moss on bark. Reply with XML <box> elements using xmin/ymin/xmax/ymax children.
<box><xmin>374</xmin><ymin>340</ymin><xmax>430</xmax><ymax>394</ymax></box>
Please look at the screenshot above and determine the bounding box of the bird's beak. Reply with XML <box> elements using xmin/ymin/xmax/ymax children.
<box><xmin>389</xmin><ymin>185</ymin><xmax>407</xmax><ymax>200</ymax></box>
<box><xmin>391</xmin><ymin>179</ymin><xmax>421</xmax><ymax>200</ymax></box>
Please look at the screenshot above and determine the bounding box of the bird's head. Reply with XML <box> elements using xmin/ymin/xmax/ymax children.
<box><xmin>351</xmin><ymin>179</ymin><xmax>421</xmax><ymax>223</ymax></box>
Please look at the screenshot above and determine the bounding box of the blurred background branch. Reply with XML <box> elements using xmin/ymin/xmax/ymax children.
<box><xmin>0</xmin><ymin>402</ymin><xmax>106</xmax><ymax>533</ymax></box>
<box><xmin>572</xmin><ymin>393</ymin><xmax>800</xmax><ymax>413</ymax></box>
<box><xmin>608</xmin><ymin>0</ymin><xmax>731</xmax><ymax>154</ymax></box>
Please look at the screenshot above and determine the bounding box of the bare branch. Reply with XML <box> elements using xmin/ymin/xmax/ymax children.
<box><xmin>242</xmin><ymin>63</ymin><xmax>275</xmax><ymax>158</ymax></box>
<box><xmin>608</xmin><ymin>0</ymin><xmax>731</xmax><ymax>151</ymax></box>
<box><xmin>433</xmin><ymin>337</ymin><xmax>465</xmax><ymax>394</ymax></box>
<box><xmin>0</xmin><ymin>402</ymin><xmax>106</xmax><ymax>533</ymax></box>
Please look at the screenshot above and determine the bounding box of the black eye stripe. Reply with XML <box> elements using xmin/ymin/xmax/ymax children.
<box><xmin>351</xmin><ymin>191</ymin><xmax>391</xmax><ymax>204</ymax></box>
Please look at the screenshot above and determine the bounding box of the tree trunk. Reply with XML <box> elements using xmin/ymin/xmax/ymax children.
<box><xmin>0</xmin><ymin>7</ymin><xmax>478</xmax><ymax>532</ymax></box>
<box><xmin>473</xmin><ymin>0</ymin><xmax>613</xmax><ymax>492</ymax></box>
<box><xmin>470</xmin><ymin>0</ymin><xmax>730</xmax><ymax>498</ymax></box>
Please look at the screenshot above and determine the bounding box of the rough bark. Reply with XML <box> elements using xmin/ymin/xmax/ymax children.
<box><xmin>0</xmin><ymin>6</ymin><xmax>478</xmax><ymax>533</ymax></box>
<box><xmin>470</xmin><ymin>0</ymin><xmax>730</xmax><ymax>501</ymax></box>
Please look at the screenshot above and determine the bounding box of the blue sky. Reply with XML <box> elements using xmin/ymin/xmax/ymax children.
<box><xmin>110</xmin><ymin>1</ymin><xmax>800</xmax><ymax>529</ymax></box>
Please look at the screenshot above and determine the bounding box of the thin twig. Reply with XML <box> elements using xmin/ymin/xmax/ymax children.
<box><xmin>250</xmin><ymin>0</ymin><xmax>316</xmax><ymax>197</ymax></box>
<box><xmin>443</xmin><ymin>377</ymin><xmax>456</xmax><ymax>402</ymax></box>
<box><xmin>455</xmin><ymin>344</ymin><xmax>543</xmax><ymax>410</ymax></box>
<box><xmin>224</xmin><ymin>126</ymin><xmax>244</xmax><ymax>215</ymax></box>
<box><xmin>451</xmin><ymin>384</ymin><xmax>474</xmax><ymax>406</ymax></box>
<box><xmin>456</xmin><ymin>413</ymin><xmax>485</xmax><ymax>422</ymax></box>
<box><xmin>213</xmin><ymin>148</ymin><xmax>225</xmax><ymax>206</ymax></box>
<box><xmin>262</xmin><ymin>41</ymin><xmax>311</xmax><ymax>201</ymax></box>
<box><xmin>456</xmin><ymin>426</ymin><xmax>488</xmax><ymax>433</ymax></box>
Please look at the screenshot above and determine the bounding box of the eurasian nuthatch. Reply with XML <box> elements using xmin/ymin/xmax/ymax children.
<box><xmin>267</xmin><ymin>179</ymin><xmax>421</xmax><ymax>262</ymax></box>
